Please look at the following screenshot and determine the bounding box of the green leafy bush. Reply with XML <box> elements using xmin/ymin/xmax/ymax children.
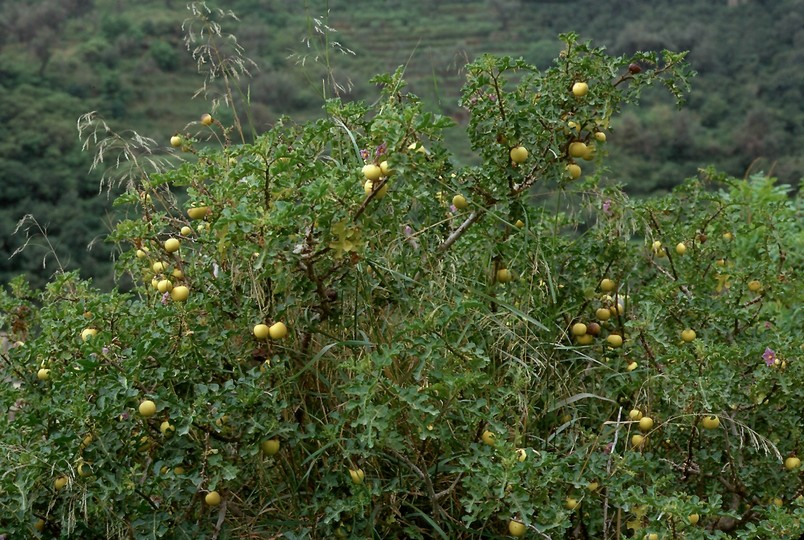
<box><xmin>0</xmin><ymin>33</ymin><xmax>801</xmax><ymax>539</ymax></box>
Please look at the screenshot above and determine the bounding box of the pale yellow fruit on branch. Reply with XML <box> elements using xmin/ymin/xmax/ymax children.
<box><xmin>587</xmin><ymin>481</ymin><xmax>600</xmax><ymax>492</ymax></box>
<box><xmin>626</xmin><ymin>361</ymin><xmax>638</xmax><ymax>371</ymax></box>
<box><xmin>171</xmin><ymin>285</ymin><xmax>189</xmax><ymax>301</ymax></box>
<box><xmin>571</xmin><ymin>323</ymin><xmax>587</xmax><ymax>336</ymax></box>
<box><xmin>200</xmin><ymin>113</ymin><xmax>213</xmax><ymax>126</ymax></box>
<box><xmin>565</xmin><ymin>497</ymin><xmax>579</xmax><ymax>510</ymax></box>
<box><xmin>452</xmin><ymin>194</ymin><xmax>468</xmax><ymax>209</ymax></box>
<box><xmin>187</xmin><ymin>206</ymin><xmax>209</xmax><ymax>220</ymax></box>
<box><xmin>645</xmin><ymin>534</ymin><xmax>659</xmax><ymax>540</ymax></box>
<box><xmin>362</xmin><ymin>164</ymin><xmax>382</xmax><ymax>181</ymax></box>
<box><xmin>631</xmin><ymin>434</ymin><xmax>645</xmax><ymax>448</ymax></box>
<box><xmin>204</xmin><ymin>491</ymin><xmax>221</xmax><ymax>506</ymax></box>
<box><xmin>688</xmin><ymin>513</ymin><xmax>700</xmax><ymax>525</ymax></box>
<box><xmin>261</xmin><ymin>439</ymin><xmax>281</xmax><ymax>455</ymax></box>
<box><xmin>784</xmin><ymin>456</ymin><xmax>800</xmax><ymax>470</ymax></box>
<box><xmin>157</xmin><ymin>279</ymin><xmax>173</xmax><ymax>294</ymax></box>
<box><xmin>576</xmin><ymin>333</ymin><xmax>594</xmax><ymax>345</ymax></box>
<box><xmin>681</xmin><ymin>329</ymin><xmax>696</xmax><ymax>342</ymax></box>
<box><xmin>675</xmin><ymin>242</ymin><xmax>687</xmax><ymax>255</ymax></box>
<box><xmin>508</xmin><ymin>519</ymin><xmax>527</xmax><ymax>537</ymax></box>
<box><xmin>594</xmin><ymin>131</ymin><xmax>607</xmax><ymax>142</ymax></box>
<box><xmin>629</xmin><ymin>409</ymin><xmax>643</xmax><ymax>421</ymax></box>
<box><xmin>160</xmin><ymin>421</ymin><xmax>175</xmax><ymax>436</ymax></box>
<box><xmin>496</xmin><ymin>268</ymin><xmax>513</xmax><ymax>283</ymax></box>
<box><xmin>37</xmin><ymin>368</ymin><xmax>51</xmax><ymax>381</ymax></box>
<box><xmin>81</xmin><ymin>328</ymin><xmax>98</xmax><ymax>342</ymax></box>
<box><xmin>171</xmin><ymin>268</ymin><xmax>184</xmax><ymax>279</ymax></box>
<box><xmin>515</xmin><ymin>219</ymin><xmax>525</xmax><ymax>229</ymax></box>
<box><xmin>581</xmin><ymin>145</ymin><xmax>595</xmax><ymax>161</ymax></box>
<box><xmin>54</xmin><ymin>476</ymin><xmax>69</xmax><ymax>490</ymax></box>
<box><xmin>138</xmin><ymin>399</ymin><xmax>157</xmax><ymax>418</ymax></box>
<box><xmin>516</xmin><ymin>448</ymin><xmax>527</xmax><ymax>462</ymax></box>
<box><xmin>606</xmin><ymin>334</ymin><xmax>623</xmax><ymax>348</ymax></box>
<box><xmin>701</xmin><ymin>415</ymin><xmax>720</xmax><ymax>430</ymax></box>
<box><xmin>566</xmin><ymin>163</ymin><xmax>582</xmax><ymax>179</ymax></box>
<box><xmin>569</xmin><ymin>141</ymin><xmax>587</xmax><ymax>158</ymax></box>
<box><xmin>269</xmin><ymin>322</ymin><xmax>288</xmax><ymax>340</ymax></box>
<box><xmin>170</xmin><ymin>135</ymin><xmax>182</xmax><ymax>148</ymax></box>
<box><xmin>77</xmin><ymin>461</ymin><xmax>92</xmax><ymax>477</ymax></box>
<box><xmin>152</xmin><ymin>261</ymin><xmax>166</xmax><ymax>273</ymax></box>
<box><xmin>639</xmin><ymin>416</ymin><xmax>654</xmax><ymax>432</ymax></box>
<box><xmin>349</xmin><ymin>468</ymin><xmax>365</xmax><ymax>484</ymax></box>
<box><xmin>600</xmin><ymin>278</ymin><xmax>616</xmax><ymax>292</ymax></box>
<box><xmin>572</xmin><ymin>82</ymin><xmax>589</xmax><ymax>97</ymax></box>
<box><xmin>747</xmin><ymin>280</ymin><xmax>761</xmax><ymax>292</ymax></box>
<box><xmin>253</xmin><ymin>324</ymin><xmax>270</xmax><ymax>340</ymax></box>
<box><xmin>136</xmin><ymin>248</ymin><xmax>148</xmax><ymax>259</ymax></box>
<box><xmin>164</xmin><ymin>238</ymin><xmax>180</xmax><ymax>253</ymax></box>
<box><xmin>481</xmin><ymin>430</ymin><xmax>496</xmax><ymax>446</ymax></box>
<box><xmin>510</xmin><ymin>146</ymin><xmax>529</xmax><ymax>164</ymax></box>
<box><xmin>379</xmin><ymin>160</ymin><xmax>392</xmax><ymax>176</ymax></box>
<box><xmin>595</xmin><ymin>307</ymin><xmax>611</xmax><ymax>321</ymax></box>
<box><xmin>180</xmin><ymin>226</ymin><xmax>192</xmax><ymax>236</ymax></box>
<box><xmin>80</xmin><ymin>433</ymin><xmax>94</xmax><ymax>449</ymax></box>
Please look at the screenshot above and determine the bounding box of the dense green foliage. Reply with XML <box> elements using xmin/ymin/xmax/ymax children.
<box><xmin>0</xmin><ymin>31</ymin><xmax>801</xmax><ymax>539</ymax></box>
<box><xmin>0</xmin><ymin>0</ymin><xmax>802</xmax><ymax>287</ymax></box>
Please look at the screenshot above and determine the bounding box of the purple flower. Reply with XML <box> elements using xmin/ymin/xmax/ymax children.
<box><xmin>102</xmin><ymin>347</ymin><xmax>109</xmax><ymax>354</ymax></box>
<box><xmin>404</xmin><ymin>225</ymin><xmax>413</xmax><ymax>237</ymax></box>
<box><xmin>359</xmin><ymin>149</ymin><xmax>369</xmax><ymax>160</ymax></box>
<box><xmin>161</xmin><ymin>292</ymin><xmax>170</xmax><ymax>305</ymax></box>
<box><xmin>762</xmin><ymin>347</ymin><xmax>777</xmax><ymax>367</ymax></box>
<box><xmin>602</xmin><ymin>199</ymin><xmax>612</xmax><ymax>215</ymax></box>
<box><xmin>375</xmin><ymin>143</ymin><xmax>387</xmax><ymax>157</ymax></box>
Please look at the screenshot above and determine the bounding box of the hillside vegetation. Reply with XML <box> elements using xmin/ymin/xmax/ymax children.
<box><xmin>0</xmin><ymin>0</ymin><xmax>802</xmax><ymax>288</ymax></box>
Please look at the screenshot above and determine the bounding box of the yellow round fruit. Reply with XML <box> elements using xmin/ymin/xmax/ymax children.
<box><xmin>594</xmin><ymin>131</ymin><xmax>607</xmax><ymax>142</ymax></box>
<box><xmin>81</xmin><ymin>328</ymin><xmax>98</xmax><ymax>342</ymax></box>
<box><xmin>253</xmin><ymin>324</ymin><xmax>270</xmax><ymax>339</ymax></box>
<box><xmin>152</xmin><ymin>261</ymin><xmax>165</xmax><ymax>273</ymax></box>
<box><xmin>701</xmin><ymin>415</ymin><xmax>720</xmax><ymax>430</ymax></box>
<box><xmin>675</xmin><ymin>242</ymin><xmax>687</xmax><ymax>255</ymax></box>
<box><xmin>452</xmin><ymin>194</ymin><xmax>468</xmax><ymax>209</ymax></box>
<box><xmin>784</xmin><ymin>456</ymin><xmax>800</xmax><ymax>470</ymax></box>
<box><xmin>600</xmin><ymin>278</ymin><xmax>616</xmax><ymax>292</ymax></box>
<box><xmin>171</xmin><ymin>286</ymin><xmax>189</xmax><ymax>302</ymax></box>
<box><xmin>200</xmin><ymin>113</ymin><xmax>213</xmax><ymax>126</ymax></box>
<box><xmin>54</xmin><ymin>476</ymin><xmax>68</xmax><ymax>490</ymax></box>
<box><xmin>160</xmin><ymin>421</ymin><xmax>175</xmax><ymax>436</ymax></box>
<box><xmin>77</xmin><ymin>461</ymin><xmax>92</xmax><ymax>477</ymax></box>
<box><xmin>631</xmin><ymin>434</ymin><xmax>645</xmax><ymax>448</ymax></box>
<box><xmin>138</xmin><ymin>399</ymin><xmax>157</xmax><ymax>418</ymax></box>
<box><xmin>639</xmin><ymin>416</ymin><xmax>654</xmax><ymax>432</ymax></box>
<box><xmin>180</xmin><ymin>226</ymin><xmax>192</xmax><ymax>236</ymax></box>
<box><xmin>645</xmin><ymin>534</ymin><xmax>659</xmax><ymax>540</ymax></box>
<box><xmin>164</xmin><ymin>238</ymin><xmax>180</xmax><ymax>253</ymax></box>
<box><xmin>187</xmin><ymin>206</ymin><xmax>209</xmax><ymax>220</ymax></box>
<box><xmin>571</xmin><ymin>323</ymin><xmax>587</xmax><ymax>336</ymax></box>
<box><xmin>606</xmin><ymin>334</ymin><xmax>623</xmax><ymax>348</ymax></box>
<box><xmin>379</xmin><ymin>160</ymin><xmax>391</xmax><ymax>176</ymax></box>
<box><xmin>171</xmin><ymin>268</ymin><xmax>184</xmax><ymax>279</ymax></box>
<box><xmin>170</xmin><ymin>135</ymin><xmax>182</xmax><ymax>148</ymax></box>
<box><xmin>516</xmin><ymin>448</ymin><xmax>527</xmax><ymax>462</ymax></box>
<box><xmin>688</xmin><ymin>513</ymin><xmax>700</xmax><ymax>525</ymax></box>
<box><xmin>747</xmin><ymin>280</ymin><xmax>761</xmax><ymax>292</ymax></box>
<box><xmin>37</xmin><ymin>368</ymin><xmax>51</xmax><ymax>381</ymax></box>
<box><xmin>481</xmin><ymin>430</ymin><xmax>496</xmax><ymax>446</ymax></box>
<box><xmin>515</xmin><ymin>219</ymin><xmax>525</xmax><ymax>229</ymax></box>
<box><xmin>595</xmin><ymin>307</ymin><xmax>611</xmax><ymax>321</ymax></box>
<box><xmin>576</xmin><ymin>334</ymin><xmax>594</xmax><ymax>345</ymax></box>
<box><xmin>349</xmin><ymin>468</ymin><xmax>365</xmax><ymax>484</ymax></box>
<box><xmin>565</xmin><ymin>497</ymin><xmax>579</xmax><ymax>510</ymax></box>
<box><xmin>205</xmin><ymin>491</ymin><xmax>221</xmax><ymax>506</ymax></box>
<box><xmin>269</xmin><ymin>322</ymin><xmax>288</xmax><ymax>340</ymax></box>
<box><xmin>174</xmin><ymin>466</ymin><xmax>186</xmax><ymax>475</ymax></box>
<box><xmin>80</xmin><ymin>433</ymin><xmax>94</xmax><ymax>449</ymax></box>
<box><xmin>681</xmin><ymin>329</ymin><xmax>696</xmax><ymax>342</ymax></box>
<box><xmin>566</xmin><ymin>163</ymin><xmax>582</xmax><ymax>179</ymax></box>
<box><xmin>587</xmin><ymin>481</ymin><xmax>600</xmax><ymax>492</ymax></box>
<box><xmin>510</xmin><ymin>146</ymin><xmax>529</xmax><ymax>164</ymax></box>
<box><xmin>629</xmin><ymin>409</ymin><xmax>643</xmax><ymax>421</ymax></box>
<box><xmin>157</xmin><ymin>279</ymin><xmax>173</xmax><ymax>294</ymax></box>
<box><xmin>569</xmin><ymin>141</ymin><xmax>587</xmax><ymax>158</ymax></box>
<box><xmin>136</xmin><ymin>248</ymin><xmax>148</xmax><ymax>259</ymax></box>
<box><xmin>723</xmin><ymin>232</ymin><xmax>733</xmax><ymax>241</ymax></box>
<box><xmin>362</xmin><ymin>164</ymin><xmax>382</xmax><ymax>181</ymax></box>
<box><xmin>508</xmin><ymin>519</ymin><xmax>527</xmax><ymax>537</ymax></box>
<box><xmin>626</xmin><ymin>361</ymin><xmax>638</xmax><ymax>371</ymax></box>
<box><xmin>496</xmin><ymin>268</ymin><xmax>513</xmax><ymax>283</ymax></box>
<box><xmin>572</xmin><ymin>82</ymin><xmax>589</xmax><ymax>97</ymax></box>
<box><xmin>261</xmin><ymin>439</ymin><xmax>280</xmax><ymax>455</ymax></box>
<box><xmin>581</xmin><ymin>144</ymin><xmax>595</xmax><ymax>161</ymax></box>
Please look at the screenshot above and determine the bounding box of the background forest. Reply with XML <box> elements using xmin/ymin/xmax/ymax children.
<box><xmin>0</xmin><ymin>0</ymin><xmax>802</xmax><ymax>289</ymax></box>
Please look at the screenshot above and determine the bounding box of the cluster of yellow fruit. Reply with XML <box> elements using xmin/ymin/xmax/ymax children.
<box><xmin>570</xmin><ymin>278</ymin><xmax>627</xmax><ymax>354</ymax></box>
<box><xmin>362</xmin><ymin>160</ymin><xmax>392</xmax><ymax>199</ymax></box>
<box><xmin>562</xmin><ymin>83</ymin><xmax>608</xmax><ymax>181</ymax></box>
<box><xmin>136</xmin><ymin>229</ymin><xmax>195</xmax><ymax>302</ymax></box>
<box><xmin>253</xmin><ymin>322</ymin><xmax>289</xmax><ymax>340</ymax></box>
